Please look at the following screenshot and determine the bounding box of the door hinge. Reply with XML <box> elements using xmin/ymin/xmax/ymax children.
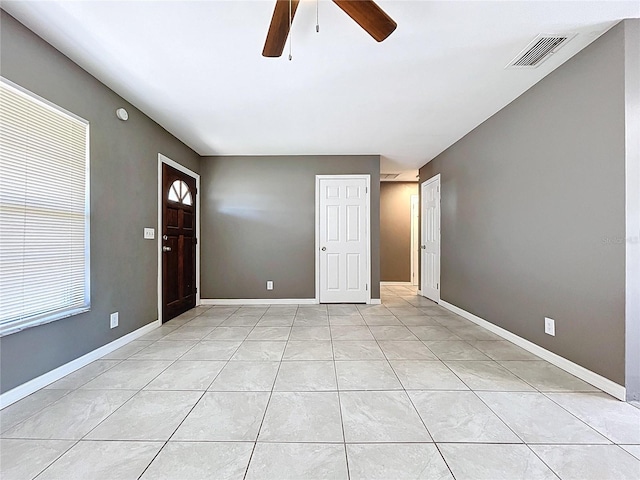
<box><xmin>437</xmin><ymin>283</ymin><xmax>439</xmax><ymax>289</ymax></box>
<box><xmin>194</xmin><ymin>238</ymin><xmax>198</xmax><ymax>245</ymax></box>
<box><xmin>195</xmin><ymin>287</ymin><xmax>198</xmax><ymax>293</ymax></box>
<box><xmin>366</xmin><ymin>187</ymin><xmax>368</xmax><ymax>193</ymax></box>
<box><xmin>366</xmin><ymin>284</ymin><xmax>368</xmax><ymax>291</ymax></box>
<box><xmin>437</xmin><ymin>186</ymin><xmax>440</xmax><ymax>192</ymax></box>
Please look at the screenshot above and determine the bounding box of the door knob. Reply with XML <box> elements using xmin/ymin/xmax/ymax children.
<box><xmin>321</xmin><ymin>247</ymin><xmax>326</xmax><ymax>251</ymax></box>
<box><xmin>162</xmin><ymin>246</ymin><xmax>172</xmax><ymax>252</ymax></box>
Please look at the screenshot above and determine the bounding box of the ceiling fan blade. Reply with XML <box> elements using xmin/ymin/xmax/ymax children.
<box><xmin>332</xmin><ymin>0</ymin><xmax>397</xmax><ymax>42</ymax></box>
<box><xmin>263</xmin><ymin>0</ymin><xmax>300</xmax><ymax>57</ymax></box>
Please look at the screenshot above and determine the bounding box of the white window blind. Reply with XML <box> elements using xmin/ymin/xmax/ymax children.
<box><xmin>0</xmin><ymin>78</ymin><xmax>90</xmax><ymax>336</ymax></box>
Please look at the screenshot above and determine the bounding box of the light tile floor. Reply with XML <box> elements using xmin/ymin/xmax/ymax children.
<box><xmin>1</xmin><ymin>285</ymin><xmax>639</xmax><ymax>479</ymax></box>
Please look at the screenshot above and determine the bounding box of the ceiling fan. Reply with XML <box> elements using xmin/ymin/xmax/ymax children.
<box><xmin>263</xmin><ymin>0</ymin><xmax>397</xmax><ymax>57</ymax></box>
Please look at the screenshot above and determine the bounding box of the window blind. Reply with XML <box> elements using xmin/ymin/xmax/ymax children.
<box><xmin>0</xmin><ymin>78</ymin><xmax>90</xmax><ymax>336</ymax></box>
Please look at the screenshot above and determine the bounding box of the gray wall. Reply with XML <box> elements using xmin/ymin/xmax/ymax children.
<box><xmin>419</xmin><ymin>23</ymin><xmax>626</xmax><ymax>385</ymax></box>
<box><xmin>380</xmin><ymin>182</ymin><xmax>418</xmax><ymax>282</ymax></box>
<box><xmin>200</xmin><ymin>156</ymin><xmax>380</xmax><ymax>300</ymax></box>
<box><xmin>624</xmin><ymin>19</ymin><xmax>640</xmax><ymax>400</ymax></box>
<box><xmin>0</xmin><ymin>11</ymin><xmax>201</xmax><ymax>393</ymax></box>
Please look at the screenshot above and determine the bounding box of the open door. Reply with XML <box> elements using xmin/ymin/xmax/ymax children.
<box><xmin>162</xmin><ymin>163</ymin><xmax>197</xmax><ymax>321</ymax></box>
<box><xmin>421</xmin><ymin>175</ymin><xmax>440</xmax><ymax>302</ymax></box>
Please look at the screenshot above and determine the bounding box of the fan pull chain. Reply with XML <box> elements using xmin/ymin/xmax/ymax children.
<box><xmin>288</xmin><ymin>0</ymin><xmax>293</xmax><ymax>60</ymax></box>
<box><xmin>316</xmin><ymin>0</ymin><xmax>320</xmax><ymax>33</ymax></box>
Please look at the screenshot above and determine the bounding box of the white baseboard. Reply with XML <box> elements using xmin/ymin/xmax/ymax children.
<box><xmin>0</xmin><ymin>320</ymin><xmax>161</xmax><ymax>409</ymax></box>
<box><xmin>201</xmin><ymin>298</ymin><xmax>317</xmax><ymax>305</ymax></box>
<box><xmin>439</xmin><ymin>300</ymin><xmax>626</xmax><ymax>401</ymax></box>
<box><xmin>202</xmin><ymin>298</ymin><xmax>382</xmax><ymax>306</ymax></box>
<box><xmin>380</xmin><ymin>282</ymin><xmax>414</xmax><ymax>286</ymax></box>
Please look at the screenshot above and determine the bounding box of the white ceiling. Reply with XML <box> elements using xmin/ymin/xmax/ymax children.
<box><xmin>3</xmin><ymin>1</ymin><xmax>639</xmax><ymax>181</ymax></box>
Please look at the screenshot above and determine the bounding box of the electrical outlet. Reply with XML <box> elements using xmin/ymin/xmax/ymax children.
<box><xmin>266</xmin><ymin>281</ymin><xmax>273</xmax><ymax>291</ymax></box>
<box><xmin>544</xmin><ymin>317</ymin><xmax>555</xmax><ymax>336</ymax></box>
<box><xmin>143</xmin><ymin>228</ymin><xmax>155</xmax><ymax>240</ymax></box>
<box><xmin>110</xmin><ymin>312</ymin><xmax>119</xmax><ymax>329</ymax></box>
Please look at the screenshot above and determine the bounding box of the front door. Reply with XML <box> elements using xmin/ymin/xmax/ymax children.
<box><xmin>421</xmin><ymin>175</ymin><xmax>440</xmax><ymax>302</ymax></box>
<box><xmin>318</xmin><ymin>176</ymin><xmax>369</xmax><ymax>303</ymax></box>
<box><xmin>162</xmin><ymin>163</ymin><xmax>196</xmax><ymax>321</ymax></box>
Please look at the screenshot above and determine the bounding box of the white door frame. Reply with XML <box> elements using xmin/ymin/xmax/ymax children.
<box><xmin>410</xmin><ymin>194</ymin><xmax>419</xmax><ymax>286</ymax></box>
<box><xmin>157</xmin><ymin>153</ymin><xmax>201</xmax><ymax>323</ymax></box>
<box><xmin>420</xmin><ymin>174</ymin><xmax>441</xmax><ymax>302</ymax></box>
<box><xmin>315</xmin><ymin>174</ymin><xmax>371</xmax><ymax>304</ymax></box>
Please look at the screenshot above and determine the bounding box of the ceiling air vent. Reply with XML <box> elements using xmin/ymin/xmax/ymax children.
<box><xmin>380</xmin><ymin>173</ymin><xmax>400</xmax><ymax>180</ymax></box>
<box><xmin>507</xmin><ymin>34</ymin><xmax>574</xmax><ymax>69</ymax></box>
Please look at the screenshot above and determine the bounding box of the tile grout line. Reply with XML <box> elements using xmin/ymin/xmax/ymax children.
<box><xmin>328</xmin><ymin>313</ymin><xmax>351</xmax><ymax>480</ymax></box>
<box><xmin>241</xmin><ymin>302</ymin><xmax>298</xmax><ymax>480</ymax></box>
<box><xmin>364</xmin><ymin>308</ymin><xmax>458</xmax><ymax>480</ymax></box>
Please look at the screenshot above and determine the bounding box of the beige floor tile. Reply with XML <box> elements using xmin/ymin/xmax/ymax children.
<box><xmin>245</xmin><ymin>326</ymin><xmax>291</xmax><ymax>341</ymax></box>
<box><xmin>81</xmin><ymin>360</ymin><xmax>173</xmax><ymax>390</ymax></box>
<box><xmin>547</xmin><ymin>392</ymin><xmax>640</xmax><ymax>443</ymax></box>
<box><xmin>209</xmin><ymin>361</ymin><xmax>280</xmax><ymax>391</ymax></box>
<box><xmin>231</xmin><ymin>341</ymin><xmax>286</xmax><ymax>360</ymax></box>
<box><xmin>129</xmin><ymin>340</ymin><xmax>198</xmax><ymax>360</ymax></box>
<box><xmin>444</xmin><ymin>361</ymin><xmax>535</xmax><ymax>391</ymax></box>
<box><xmin>330</xmin><ymin>326</ymin><xmax>375</xmax><ymax>340</ymax></box>
<box><xmin>531</xmin><ymin>445</ymin><xmax>640</xmax><ymax>480</ymax></box>
<box><xmin>37</xmin><ymin>440</ymin><xmax>162</xmax><ymax>480</ymax></box>
<box><xmin>0</xmin><ymin>439</ymin><xmax>73</xmax><ymax>480</ymax></box>
<box><xmin>144</xmin><ymin>360</ymin><xmax>226</xmax><ymax>390</ymax></box>
<box><xmin>409</xmin><ymin>391</ymin><xmax>520</xmax><ymax>443</ymax></box>
<box><xmin>259</xmin><ymin>392</ymin><xmax>343</xmax><ymax>442</ymax></box>
<box><xmin>424</xmin><ymin>340</ymin><xmax>491</xmax><ymax>361</ymax></box>
<box><xmin>173</xmin><ymin>391</ymin><xmax>269</xmax><ymax>441</ymax></box>
<box><xmin>3</xmin><ymin>390</ymin><xmax>136</xmax><ymax>439</ymax></box>
<box><xmin>246</xmin><ymin>443</ymin><xmax>348</xmax><ymax>480</ymax></box>
<box><xmin>477</xmin><ymin>391</ymin><xmax>610</xmax><ymax>443</ymax></box>
<box><xmin>378</xmin><ymin>341</ymin><xmax>438</xmax><ymax>360</ymax></box>
<box><xmin>0</xmin><ymin>389</ymin><xmax>70</xmax><ymax>433</ymax></box>
<box><xmin>275</xmin><ymin>361</ymin><xmax>337</xmax><ymax>391</ymax></box>
<box><xmin>336</xmin><ymin>360</ymin><xmax>402</xmax><ymax>390</ymax></box>
<box><xmin>499</xmin><ymin>361</ymin><xmax>600</xmax><ymax>392</ymax></box>
<box><xmin>347</xmin><ymin>443</ymin><xmax>453</xmax><ymax>480</ymax></box>
<box><xmin>340</xmin><ymin>391</ymin><xmax>431</xmax><ymax>442</ymax></box>
<box><xmin>180</xmin><ymin>340</ymin><xmax>242</xmax><ymax>360</ymax></box>
<box><xmin>439</xmin><ymin>443</ymin><xmax>556</xmax><ymax>480</ymax></box>
<box><xmin>204</xmin><ymin>326</ymin><xmax>253</xmax><ymax>341</ymax></box>
<box><xmin>369</xmin><ymin>326</ymin><xmax>419</xmax><ymax>341</ymax></box>
<box><xmin>141</xmin><ymin>442</ymin><xmax>253</xmax><ymax>480</ymax></box>
<box><xmin>333</xmin><ymin>341</ymin><xmax>386</xmax><ymax>360</ymax></box>
<box><xmin>283</xmin><ymin>340</ymin><xmax>334</xmax><ymax>360</ymax></box>
<box><xmin>86</xmin><ymin>390</ymin><xmax>201</xmax><ymax>440</ymax></box>
<box><xmin>391</xmin><ymin>361</ymin><xmax>469</xmax><ymax>390</ymax></box>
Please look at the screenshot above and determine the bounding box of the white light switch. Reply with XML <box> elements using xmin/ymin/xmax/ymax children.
<box><xmin>144</xmin><ymin>228</ymin><xmax>155</xmax><ymax>240</ymax></box>
<box><xmin>266</xmin><ymin>281</ymin><xmax>273</xmax><ymax>291</ymax></box>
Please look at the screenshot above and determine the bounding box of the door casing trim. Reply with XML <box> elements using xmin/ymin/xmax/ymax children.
<box><xmin>157</xmin><ymin>153</ymin><xmax>201</xmax><ymax>323</ymax></box>
<box><xmin>315</xmin><ymin>175</ymin><xmax>372</xmax><ymax>304</ymax></box>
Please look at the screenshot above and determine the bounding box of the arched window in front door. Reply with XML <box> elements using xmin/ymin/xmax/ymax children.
<box><xmin>168</xmin><ymin>179</ymin><xmax>193</xmax><ymax>206</ymax></box>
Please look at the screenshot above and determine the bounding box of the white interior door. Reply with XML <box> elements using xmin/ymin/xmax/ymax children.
<box><xmin>411</xmin><ymin>194</ymin><xmax>419</xmax><ymax>286</ymax></box>
<box><xmin>318</xmin><ymin>176</ymin><xmax>369</xmax><ymax>303</ymax></box>
<box><xmin>421</xmin><ymin>176</ymin><xmax>440</xmax><ymax>302</ymax></box>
